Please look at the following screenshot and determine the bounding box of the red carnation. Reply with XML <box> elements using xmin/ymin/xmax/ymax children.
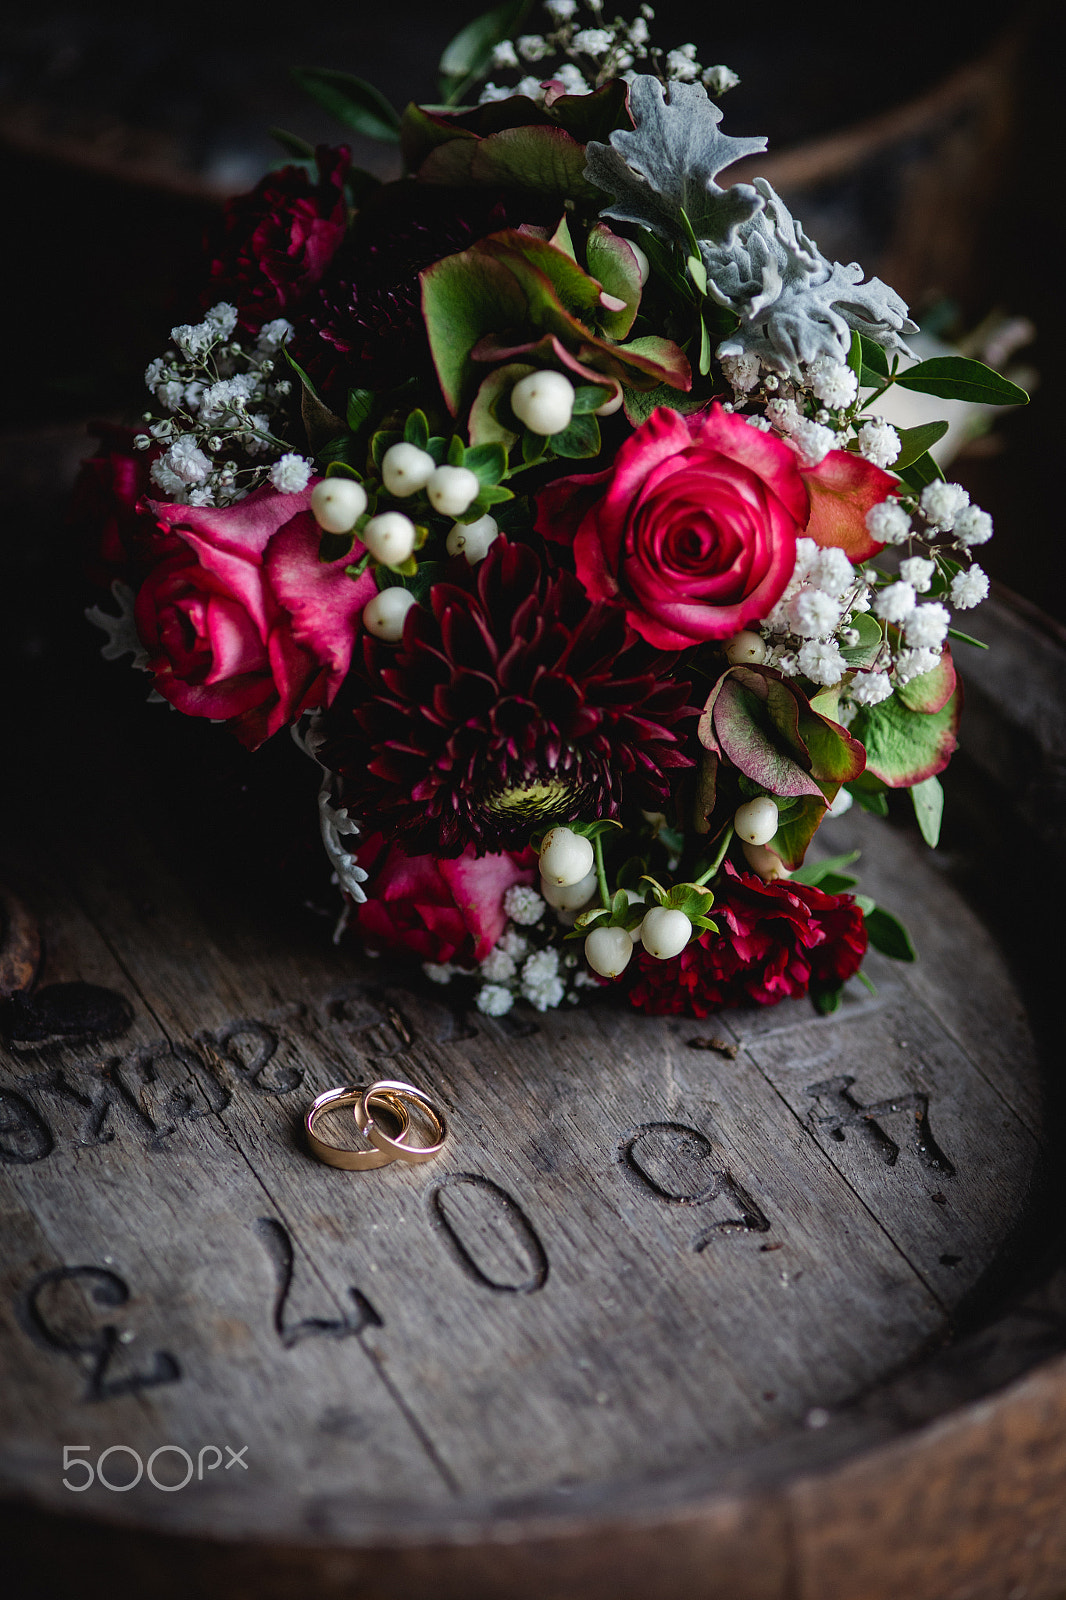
<box><xmin>202</xmin><ymin>146</ymin><xmax>350</xmax><ymax>332</ymax></box>
<box><xmin>627</xmin><ymin>862</ymin><xmax>867</xmax><ymax>1016</ymax></box>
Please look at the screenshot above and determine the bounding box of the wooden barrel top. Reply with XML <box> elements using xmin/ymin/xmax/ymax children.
<box><xmin>1</xmin><ymin>423</ymin><xmax>1065</xmax><ymax>1596</ymax></box>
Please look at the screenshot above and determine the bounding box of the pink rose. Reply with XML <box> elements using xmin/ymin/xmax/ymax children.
<box><xmin>351</xmin><ymin>834</ymin><xmax>536</xmax><ymax>967</ymax></box>
<box><xmin>136</xmin><ymin>484</ymin><xmax>374</xmax><ymax>748</ymax></box>
<box><xmin>536</xmin><ymin>404</ymin><xmax>895</xmax><ymax>648</ymax></box>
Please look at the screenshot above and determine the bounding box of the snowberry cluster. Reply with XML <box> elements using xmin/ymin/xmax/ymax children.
<box><xmin>478</xmin><ymin>0</ymin><xmax>738</xmax><ymax>104</ymax></box>
<box><xmin>134</xmin><ymin>304</ymin><xmax>310</xmax><ymax>507</ymax></box>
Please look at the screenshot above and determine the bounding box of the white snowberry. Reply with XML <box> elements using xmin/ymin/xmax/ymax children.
<box><xmin>310</xmin><ymin>477</ymin><xmax>367</xmax><ymax>533</ymax></box>
<box><xmin>640</xmin><ymin>906</ymin><xmax>692</xmax><ymax>960</ymax></box>
<box><xmin>426</xmin><ymin>465</ymin><xmax>480</xmax><ymax>517</ymax></box>
<box><xmin>362</xmin><ymin>588</ymin><xmax>417</xmax><ymax>643</ymax></box>
<box><xmin>446</xmin><ymin>513</ymin><xmax>499</xmax><ymax>563</ymax></box>
<box><xmin>362</xmin><ymin>511</ymin><xmax>416</xmax><ymax>567</ymax></box>
<box><xmin>538</xmin><ymin>827</ymin><xmax>595</xmax><ymax>887</ymax></box>
<box><xmin>734</xmin><ymin>796</ymin><xmax>779</xmax><ymax>846</ymax></box>
<box><xmin>381</xmin><ymin>442</ymin><xmax>436</xmax><ymax>497</ymax></box>
<box><xmin>585</xmin><ymin>925</ymin><xmax>634</xmax><ymax>979</ymax></box>
<box><xmin>742</xmin><ymin>842</ymin><xmax>791</xmax><ymax>881</ymax></box>
<box><xmin>540</xmin><ymin>868</ymin><xmax>598</xmax><ymax>911</ymax></box>
<box><xmin>594</xmin><ymin>387</ymin><xmax>624</xmax><ymax>417</ymax></box>
<box><xmin>510</xmin><ymin>371</ymin><xmax>575</xmax><ymax>436</ymax></box>
<box><xmin>724</xmin><ymin>630</ymin><xmax>766</xmax><ymax>665</ymax></box>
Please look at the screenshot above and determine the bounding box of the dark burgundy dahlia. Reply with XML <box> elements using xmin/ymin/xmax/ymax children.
<box><xmin>627</xmin><ymin>863</ymin><xmax>868</xmax><ymax>1016</ymax></box>
<box><xmin>319</xmin><ymin>539</ymin><xmax>697</xmax><ymax>857</ymax></box>
<box><xmin>290</xmin><ymin>182</ymin><xmax>558</xmax><ymax>409</ymax></box>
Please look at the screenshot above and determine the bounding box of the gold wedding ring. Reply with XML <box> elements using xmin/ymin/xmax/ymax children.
<box><xmin>354</xmin><ymin>1079</ymin><xmax>448</xmax><ymax>1165</ymax></box>
<box><xmin>305</xmin><ymin>1085</ymin><xmax>412</xmax><ymax>1170</ymax></box>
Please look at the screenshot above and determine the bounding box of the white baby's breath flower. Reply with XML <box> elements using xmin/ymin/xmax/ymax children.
<box><xmin>516</xmin><ymin>75</ymin><xmax>546</xmax><ymax>99</ymax></box>
<box><xmin>543</xmin><ymin>0</ymin><xmax>575</xmax><ymax>18</ymax></box>
<box><xmin>903</xmin><ymin>601</ymin><xmax>950</xmax><ymax>649</ymax></box>
<box><xmin>849</xmin><ymin>670</ymin><xmax>893</xmax><ymax>706</ymax></box>
<box><xmin>788</xmin><ymin>588</ymin><xmax>841</xmax><ymax>638</ymax></box>
<box><xmin>572</xmin><ymin>27</ymin><xmax>613</xmax><ymax>54</ymax></box>
<box><xmin>920</xmin><ymin>480</ymin><xmax>970</xmax><ymax>532</ymax></box>
<box><xmin>721</xmin><ymin>352</ymin><xmax>761</xmax><ymax>393</ymax></box>
<box><xmin>873</xmin><ymin>580</ymin><xmax>917</xmax><ymax>623</ymax></box>
<box><xmin>702</xmin><ymin>64</ymin><xmax>740</xmax><ymax>94</ymax></box>
<box><xmin>894</xmin><ymin>646</ymin><xmax>941</xmax><ymax>684</ymax></box>
<box><xmin>798</xmin><ymin>638</ymin><xmax>847</xmax><ymax>686</ymax></box>
<box><xmin>665</xmin><ymin>44</ymin><xmax>700</xmax><ymax>82</ymax></box>
<box><xmin>503</xmin><ymin>885</ymin><xmax>545</xmax><ymax>926</ymax></box>
<box><xmin>203</xmin><ymin>302</ymin><xmax>238</xmax><ymax>339</ymax></box>
<box><xmin>477</xmin><ymin>984</ymin><xmax>515</xmax><ymax>1017</ymax></box>
<box><xmin>497</xmin><ymin>928</ymin><xmax>530</xmax><ymax>960</ymax></box>
<box><xmin>491</xmin><ymin>39</ymin><xmax>519</xmax><ymax>69</ymax></box>
<box><xmin>950</xmin><ymin>565</ymin><xmax>989</xmax><ymax>609</ymax></box>
<box><xmin>791</xmin><ymin>419</ymin><xmax>835</xmax><ymax>466</ymax></box>
<box><xmin>899</xmin><ymin>556</ymin><xmax>935</xmax><ymax>593</ymax></box>
<box><xmin>269</xmin><ymin>453</ymin><xmax>313</xmax><ymax>493</ymax></box>
<box><xmin>163</xmin><ymin>434</ymin><xmax>212</xmax><ymax>486</ymax></box>
<box><xmin>518</xmin><ymin>32</ymin><xmax>553</xmax><ymax>60</ymax></box>
<box><xmin>811</xmin><ymin>546</ymin><xmax>855</xmax><ymax>598</ymax></box>
<box><xmin>808</xmin><ymin>359</ymin><xmax>858</xmax><ymax>410</ymax></box>
<box><xmin>865</xmin><ymin>499</ymin><xmax>911</xmax><ymax>546</ymax></box>
<box><xmin>953</xmin><ymin>505</ymin><xmax>993</xmax><ymax>547</ymax></box>
<box><xmin>257</xmin><ymin>318</ymin><xmax>294</xmax><ymax>352</ymax></box>
<box><xmin>857</xmin><ymin>418</ymin><xmax>901</xmax><ymax>467</ymax></box>
<box><xmin>480</xmin><ymin>947</ymin><xmax>517</xmax><ymax>984</ymax></box>
<box><xmin>628</xmin><ymin>16</ymin><xmax>650</xmax><ymax>45</ymax></box>
<box><xmin>521</xmin><ymin>948</ymin><xmax>565</xmax><ymax>1012</ymax></box>
<box><xmin>478</xmin><ymin>82</ymin><xmax>514</xmax><ymax>104</ymax></box>
<box><xmin>423</xmin><ymin>962</ymin><xmax>454</xmax><ymax>985</ymax></box>
<box><xmin>765</xmin><ymin>396</ymin><xmax>801</xmax><ymax>433</ymax></box>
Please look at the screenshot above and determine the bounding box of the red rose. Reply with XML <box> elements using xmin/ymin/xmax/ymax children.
<box><xmin>136</xmin><ymin>484</ymin><xmax>374</xmax><ymax>748</ymax></box>
<box><xmin>203</xmin><ymin>146</ymin><xmax>350</xmax><ymax>331</ymax></box>
<box><xmin>351</xmin><ymin>834</ymin><xmax>536</xmax><ymax>967</ymax></box>
<box><xmin>627</xmin><ymin>862</ymin><xmax>867</xmax><ymax>1016</ymax></box>
<box><xmin>536</xmin><ymin>403</ymin><xmax>898</xmax><ymax>647</ymax></box>
<box><xmin>69</xmin><ymin>424</ymin><xmax>165</xmax><ymax>586</ymax></box>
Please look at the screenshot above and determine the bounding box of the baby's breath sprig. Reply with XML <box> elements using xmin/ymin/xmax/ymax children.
<box><xmin>134</xmin><ymin>304</ymin><xmax>311</xmax><ymax>508</ymax></box>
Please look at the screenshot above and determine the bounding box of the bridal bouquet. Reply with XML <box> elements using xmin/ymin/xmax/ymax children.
<box><xmin>79</xmin><ymin>1</ymin><xmax>1026</xmax><ymax>1020</ymax></box>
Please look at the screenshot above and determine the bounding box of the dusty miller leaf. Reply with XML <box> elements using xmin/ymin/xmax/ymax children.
<box><xmin>712</xmin><ymin>179</ymin><xmax>917</xmax><ymax>375</ymax></box>
<box><xmin>584</xmin><ymin>77</ymin><xmax>767</xmax><ymax>248</ymax></box>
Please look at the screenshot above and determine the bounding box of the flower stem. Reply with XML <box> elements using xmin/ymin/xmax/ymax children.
<box><xmin>593</xmin><ymin>833</ymin><xmax>610</xmax><ymax>910</ymax></box>
<box><xmin>693</xmin><ymin>825</ymin><xmax>733</xmax><ymax>887</ymax></box>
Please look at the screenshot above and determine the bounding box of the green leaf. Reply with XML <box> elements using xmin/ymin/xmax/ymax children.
<box><xmin>896</xmin><ymin>451</ymin><xmax>945</xmax><ymax>491</ymax></box>
<box><xmin>469</xmin><ymin>362</ymin><xmax>533</xmax><ymax>449</ymax></box>
<box><xmin>892</xmin><ymin>419</ymin><xmax>950</xmax><ymax>471</ymax></box>
<box><xmin>371</xmin><ymin>429</ymin><xmax>402</xmax><ymax>467</ymax></box>
<box><xmin>840</xmin><ymin>612</ymin><xmax>883</xmax><ymax>669</ymax></box>
<box><xmin>347</xmin><ymin>389</ymin><xmax>375</xmax><ymax>432</ymax></box>
<box><xmin>622</xmin><ymin>381</ymin><xmax>703</xmax><ymax>426</ymax></box>
<box><xmin>438</xmin><ymin>1</ymin><xmax>530</xmax><ymax>95</ymax></box>
<box><xmin>791</xmin><ymin>850</ymin><xmax>861</xmax><ymax>886</ymax></box>
<box><xmin>847</xmin><ymin>783</ymin><xmax>888</xmax><ymax>816</ymax></box>
<box><xmin>947</xmin><ymin>627</ymin><xmax>988</xmax><ymax>650</ymax></box>
<box><xmin>572</xmin><ymin>383</ymin><xmax>613</xmax><ymax>415</ymax></box>
<box><xmin>858</xmin><ymin>334</ymin><xmax>890</xmax><ymax>381</ymax></box>
<box><xmin>318</xmin><ymin>529</ymin><xmax>353</xmax><ymax>563</ymax></box>
<box><xmin>849</xmin><ymin>683</ymin><xmax>961</xmax><ymax>788</ymax></box>
<box><xmin>550</xmin><ymin>412</ymin><xmax>602</xmax><ymax>459</ymax></box>
<box><xmin>403</xmin><ymin>409</ymin><xmax>429</xmax><ymax>449</ymax></box>
<box><xmin>910</xmin><ymin>774</ymin><xmax>944</xmax><ymax>848</ymax></box>
<box><xmin>447</xmin><ymin>434</ymin><xmax>466</xmax><ymax>467</ymax></box>
<box><xmin>698</xmin><ymin>314</ymin><xmax>712</xmax><ymax>377</ymax></box>
<box><xmin>463</xmin><ymin>442</ymin><xmax>507</xmax><ymax>486</ymax></box>
<box><xmin>864</xmin><ymin>906</ymin><xmax>917</xmax><ymax>962</ymax></box>
<box><xmin>270</xmin><ymin>127</ymin><xmax>315</xmax><ymax>159</ymax></box>
<box><xmin>847</xmin><ymin>329</ymin><xmax>863</xmax><ymax>378</ymax></box>
<box><xmin>467</xmin><ymin>483</ymin><xmax>515</xmax><ymax>511</ymax></box>
<box><xmin>852</xmin><ymin>893</ymin><xmax>876</xmax><ymax>916</ymax></box>
<box><xmin>895</xmin><ymin>355</ymin><xmax>1029</xmax><ymax>406</ymax></box>
<box><xmin>291</xmin><ymin>68</ymin><xmax>401</xmax><ymax>143</ymax></box>
<box><xmin>811</xmin><ymin>985</ymin><xmax>844</xmax><ymax>1016</ymax></box>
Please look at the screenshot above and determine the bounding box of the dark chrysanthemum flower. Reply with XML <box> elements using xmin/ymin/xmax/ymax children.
<box><xmin>319</xmin><ymin>539</ymin><xmax>697</xmax><ymax>857</ymax></box>
<box><xmin>626</xmin><ymin>862</ymin><xmax>868</xmax><ymax>1016</ymax></box>
<box><xmin>290</xmin><ymin>182</ymin><xmax>556</xmax><ymax>409</ymax></box>
<box><xmin>201</xmin><ymin>146</ymin><xmax>350</xmax><ymax>331</ymax></box>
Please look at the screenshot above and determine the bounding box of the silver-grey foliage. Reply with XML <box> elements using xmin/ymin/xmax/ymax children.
<box><xmin>586</xmin><ymin>77</ymin><xmax>917</xmax><ymax>377</ymax></box>
<box><xmin>584</xmin><ymin>77</ymin><xmax>767</xmax><ymax>247</ymax></box>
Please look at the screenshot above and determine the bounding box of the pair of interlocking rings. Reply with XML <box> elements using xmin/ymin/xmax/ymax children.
<box><xmin>304</xmin><ymin>1079</ymin><xmax>448</xmax><ymax>1172</ymax></box>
